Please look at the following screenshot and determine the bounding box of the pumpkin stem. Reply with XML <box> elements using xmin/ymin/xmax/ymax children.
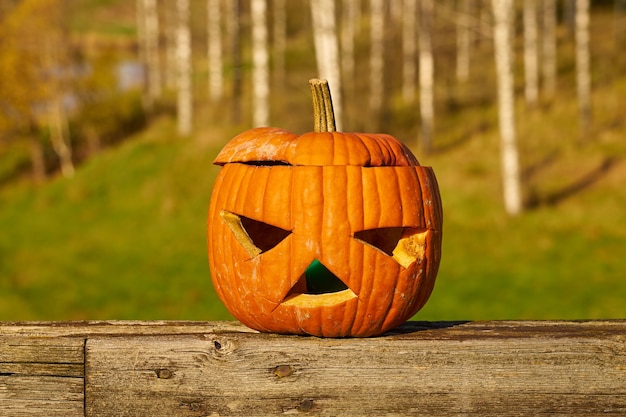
<box><xmin>309</xmin><ymin>78</ymin><xmax>336</xmax><ymax>133</ymax></box>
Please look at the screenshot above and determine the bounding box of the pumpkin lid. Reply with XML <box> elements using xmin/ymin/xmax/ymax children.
<box><xmin>213</xmin><ymin>128</ymin><xmax>420</xmax><ymax>167</ymax></box>
<box><xmin>214</xmin><ymin>79</ymin><xmax>420</xmax><ymax>167</ymax></box>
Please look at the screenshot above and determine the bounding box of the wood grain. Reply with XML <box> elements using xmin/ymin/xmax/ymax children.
<box><xmin>0</xmin><ymin>337</ymin><xmax>85</xmax><ymax>417</ymax></box>
<box><xmin>1</xmin><ymin>320</ymin><xmax>625</xmax><ymax>416</ymax></box>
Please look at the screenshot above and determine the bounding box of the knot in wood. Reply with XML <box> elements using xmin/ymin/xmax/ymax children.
<box><xmin>273</xmin><ymin>364</ymin><xmax>294</xmax><ymax>378</ymax></box>
<box><xmin>156</xmin><ymin>369</ymin><xmax>173</xmax><ymax>379</ymax></box>
<box><xmin>297</xmin><ymin>399</ymin><xmax>314</xmax><ymax>412</ymax></box>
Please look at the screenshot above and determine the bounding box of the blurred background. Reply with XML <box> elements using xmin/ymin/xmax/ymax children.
<box><xmin>0</xmin><ymin>0</ymin><xmax>624</xmax><ymax>321</ymax></box>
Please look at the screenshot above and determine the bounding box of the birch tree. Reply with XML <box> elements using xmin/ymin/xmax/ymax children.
<box><xmin>402</xmin><ymin>0</ymin><xmax>417</xmax><ymax>103</ymax></box>
<box><xmin>341</xmin><ymin>0</ymin><xmax>357</xmax><ymax>97</ymax></box>
<box><xmin>492</xmin><ymin>0</ymin><xmax>522</xmax><ymax>215</ymax></box>
<box><xmin>273</xmin><ymin>0</ymin><xmax>286</xmax><ymax>83</ymax></box>
<box><xmin>369</xmin><ymin>0</ymin><xmax>384</xmax><ymax>122</ymax></box>
<box><xmin>576</xmin><ymin>0</ymin><xmax>591</xmax><ymax>135</ymax></box>
<box><xmin>251</xmin><ymin>0</ymin><xmax>269</xmax><ymax>127</ymax></box>
<box><xmin>207</xmin><ymin>0</ymin><xmax>223</xmax><ymax>101</ymax></box>
<box><xmin>542</xmin><ymin>0</ymin><xmax>557</xmax><ymax>98</ymax></box>
<box><xmin>226</xmin><ymin>0</ymin><xmax>242</xmax><ymax>124</ymax></box>
<box><xmin>176</xmin><ymin>0</ymin><xmax>192</xmax><ymax>135</ymax></box>
<box><xmin>311</xmin><ymin>0</ymin><xmax>343</xmax><ymax>130</ymax></box>
<box><xmin>523</xmin><ymin>0</ymin><xmax>539</xmax><ymax>105</ymax></box>
<box><xmin>456</xmin><ymin>0</ymin><xmax>473</xmax><ymax>84</ymax></box>
<box><xmin>138</xmin><ymin>0</ymin><xmax>161</xmax><ymax>109</ymax></box>
<box><xmin>44</xmin><ymin>36</ymin><xmax>75</xmax><ymax>178</ymax></box>
<box><xmin>419</xmin><ymin>0</ymin><xmax>435</xmax><ymax>152</ymax></box>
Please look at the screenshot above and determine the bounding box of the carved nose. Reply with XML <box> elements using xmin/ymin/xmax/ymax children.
<box><xmin>304</xmin><ymin>259</ymin><xmax>349</xmax><ymax>294</ymax></box>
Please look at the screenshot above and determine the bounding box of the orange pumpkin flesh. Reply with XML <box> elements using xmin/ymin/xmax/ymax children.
<box><xmin>207</xmin><ymin>80</ymin><xmax>442</xmax><ymax>337</ymax></box>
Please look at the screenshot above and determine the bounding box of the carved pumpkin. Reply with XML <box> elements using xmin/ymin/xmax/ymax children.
<box><xmin>207</xmin><ymin>79</ymin><xmax>442</xmax><ymax>337</ymax></box>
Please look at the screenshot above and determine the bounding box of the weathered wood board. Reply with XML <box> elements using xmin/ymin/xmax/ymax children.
<box><xmin>0</xmin><ymin>337</ymin><xmax>85</xmax><ymax>417</ymax></box>
<box><xmin>1</xmin><ymin>320</ymin><xmax>625</xmax><ymax>416</ymax></box>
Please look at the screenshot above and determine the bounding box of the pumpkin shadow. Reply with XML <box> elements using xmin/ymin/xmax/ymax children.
<box><xmin>381</xmin><ymin>321</ymin><xmax>471</xmax><ymax>337</ymax></box>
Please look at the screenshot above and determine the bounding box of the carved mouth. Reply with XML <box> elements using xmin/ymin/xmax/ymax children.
<box><xmin>281</xmin><ymin>259</ymin><xmax>357</xmax><ymax>307</ymax></box>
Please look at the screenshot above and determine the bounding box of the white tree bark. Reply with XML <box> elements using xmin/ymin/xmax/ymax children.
<box><xmin>43</xmin><ymin>31</ymin><xmax>74</xmax><ymax>178</ymax></box>
<box><xmin>251</xmin><ymin>0</ymin><xmax>269</xmax><ymax>127</ymax></box>
<box><xmin>492</xmin><ymin>0</ymin><xmax>522</xmax><ymax>216</ymax></box>
<box><xmin>48</xmin><ymin>95</ymin><xmax>74</xmax><ymax>178</ymax></box>
<box><xmin>226</xmin><ymin>0</ymin><xmax>242</xmax><ymax>124</ymax></box>
<box><xmin>419</xmin><ymin>0</ymin><xmax>434</xmax><ymax>152</ymax></box>
<box><xmin>456</xmin><ymin>0</ymin><xmax>472</xmax><ymax>83</ymax></box>
<box><xmin>576</xmin><ymin>0</ymin><xmax>591</xmax><ymax>134</ymax></box>
<box><xmin>542</xmin><ymin>0</ymin><xmax>557</xmax><ymax>98</ymax></box>
<box><xmin>145</xmin><ymin>0</ymin><xmax>161</xmax><ymax>106</ymax></box>
<box><xmin>176</xmin><ymin>0</ymin><xmax>193</xmax><ymax>136</ymax></box>
<box><xmin>369</xmin><ymin>0</ymin><xmax>384</xmax><ymax>120</ymax></box>
<box><xmin>311</xmin><ymin>0</ymin><xmax>343</xmax><ymax>130</ymax></box>
<box><xmin>523</xmin><ymin>0</ymin><xmax>539</xmax><ymax>105</ymax></box>
<box><xmin>402</xmin><ymin>0</ymin><xmax>416</xmax><ymax>103</ymax></box>
<box><xmin>207</xmin><ymin>0</ymin><xmax>223</xmax><ymax>101</ymax></box>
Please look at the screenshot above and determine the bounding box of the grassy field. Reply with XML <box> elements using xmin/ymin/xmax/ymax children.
<box><xmin>1</xmin><ymin>98</ymin><xmax>624</xmax><ymax>322</ymax></box>
<box><xmin>0</xmin><ymin>2</ymin><xmax>625</xmax><ymax>322</ymax></box>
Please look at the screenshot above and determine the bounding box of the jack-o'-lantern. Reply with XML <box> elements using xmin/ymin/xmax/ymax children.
<box><xmin>207</xmin><ymin>79</ymin><xmax>442</xmax><ymax>337</ymax></box>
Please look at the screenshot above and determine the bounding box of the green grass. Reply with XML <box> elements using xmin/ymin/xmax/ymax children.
<box><xmin>0</xmin><ymin>118</ymin><xmax>232</xmax><ymax>320</ymax></box>
<box><xmin>1</xmin><ymin>105</ymin><xmax>624</xmax><ymax>321</ymax></box>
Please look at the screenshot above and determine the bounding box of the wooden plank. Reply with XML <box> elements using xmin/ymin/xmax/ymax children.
<box><xmin>0</xmin><ymin>376</ymin><xmax>84</xmax><ymax>416</ymax></box>
<box><xmin>0</xmin><ymin>320</ymin><xmax>254</xmax><ymax>338</ymax></box>
<box><xmin>82</xmin><ymin>321</ymin><xmax>626</xmax><ymax>416</ymax></box>
<box><xmin>0</xmin><ymin>337</ymin><xmax>85</xmax><ymax>417</ymax></box>
<box><xmin>1</xmin><ymin>321</ymin><xmax>625</xmax><ymax>416</ymax></box>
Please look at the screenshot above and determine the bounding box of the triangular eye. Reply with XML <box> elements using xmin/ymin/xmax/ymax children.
<box><xmin>353</xmin><ymin>227</ymin><xmax>405</xmax><ymax>257</ymax></box>
<box><xmin>354</xmin><ymin>227</ymin><xmax>429</xmax><ymax>268</ymax></box>
<box><xmin>220</xmin><ymin>210</ymin><xmax>291</xmax><ymax>257</ymax></box>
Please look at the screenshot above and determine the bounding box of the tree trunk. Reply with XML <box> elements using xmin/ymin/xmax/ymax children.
<box><xmin>207</xmin><ymin>0</ymin><xmax>223</xmax><ymax>101</ymax></box>
<box><xmin>251</xmin><ymin>0</ymin><xmax>269</xmax><ymax>127</ymax></box>
<box><xmin>43</xmin><ymin>32</ymin><xmax>74</xmax><ymax>178</ymax></box>
<box><xmin>542</xmin><ymin>0</ymin><xmax>557</xmax><ymax>99</ymax></box>
<box><xmin>369</xmin><ymin>0</ymin><xmax>384</xmax><ymax>124</ymax></box>
<box><xmin>575</xmin><ymin>0</ymin><xmax>591</xmax><ymax>136</ymax></box>
<box><xmin>226</xmin><ymin>0</ymin><xmax>242</xmax><ymax>124</ymax></box>
<box><xmin>47</xmin><ymin>95</ymin><xmax>74</xmax><ymax>178</ymax></box>
<box><xmin>144</xmin><ymin>0</ymin><xmax>161</xmax><ymax>108</ymax></box>
<box><xmin>341</xmin><ymin>0</ymin><xmax>357</xmax><ymax>101</ymax></box>
<box><xmin>456</xmin><ymin>0</ymin><xmax>472</xmax><ymax>84</ymax></box>
<box><xmin>492</xmin><ymin>0</ymin><xmax>522</xmax><ymax>216</ymax></box>
<box><xmin>523</xmin><ymin>0</ymin><xmax>539</xmax><ymax>105</ymax></box>
<box><xmin>176</xmin><ymin>0</ymin><xmax>193</xmax><ymax>136</ymax></box>
<box><xmin>418</xmin><ymin>0</ymin><xmax>434</xmax><ymax>153</ymax></box>
<box><xmin>28</xmin><ymin>134</ymin><xmax>46</xmax><ymax>184</ymax></box>
<box><xmin>273</xmin><ymin>0</ymin><xmax>286</xmax><ymax>84</ymax></box>
<box><xmin>402</xmin><ymin>0</ymin><xmax>416</xmax><ymax>103</ymax></box>
<box><xmin>310</xmin><ymin>0</ymin><xmax>343</xmax><ymax>131</ymax></box>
